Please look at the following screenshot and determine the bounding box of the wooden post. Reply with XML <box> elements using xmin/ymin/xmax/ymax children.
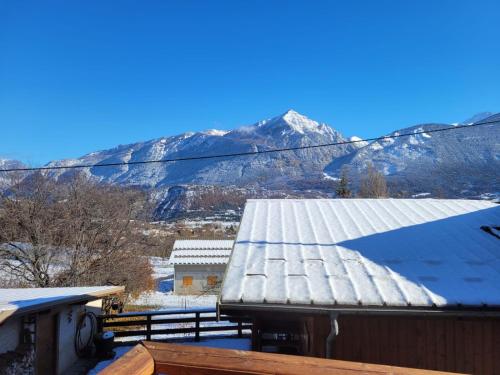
<box><xmin>238</xmin><ymin>321</ymin><xmax>243</xmax><ymax>338</ymax></box>
<box><xmin>96</xmin><ymin>316</ymin><xmax>103</xmax><ymax>333</ymax></box>
<box><xmin>195</xmin><ymin>312</ymin><xmax>200</xmax><ymax>342</ymax></box>
<box><xmin>251</xmin><ymin>318</ymin><xmax>260</xmax><ymax>351</ymax></box>
<box><xmin>146</xmin><ymin>315</ymin><xmax>152</xmax><ymax>341</ymax></box>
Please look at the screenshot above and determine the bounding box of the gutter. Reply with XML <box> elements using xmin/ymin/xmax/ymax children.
<box><xmin>218</xmin><ymin>302</ymin><xmax>500</xmax><ymax>317</ymax></box>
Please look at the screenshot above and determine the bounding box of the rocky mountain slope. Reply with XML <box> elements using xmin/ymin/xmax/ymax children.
<box><xmin>0</xmin><ymin>159</ymin><xmax>26</xmax><ymax>190</ymax></box>
<box><xmin>46</xmin><ymin>110</ymin><xmax>356</xmax><ymax>189</ymax></box>
<box><xmin>1</xmin><ymin>110</ymin><xmax>498</xmax><ymax>219</ymax></box>
<box><xmin>325</xmin><ymin>113</ymin><xmax>500</xmax><ymax>197</ymax></box>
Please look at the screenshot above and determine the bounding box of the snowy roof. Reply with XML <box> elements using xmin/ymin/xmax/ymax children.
<box><xmin>220</xmin><ymin>199</ymin><xmax>500</xmax><ymax>310</ymax></box>
<box><xmin>173</xmin><ymin>240</ymin><xmax>234</xmax><ymax>250</ymax></box>
<box><xmin>170</xmin><ymin>240</ymin><xmax>234</xmax><ymax>265</ymax></box>
<box><xmin>0</xmin><ymin>286</ymin><xmax>123</xmax><ymax>323</ymax></box>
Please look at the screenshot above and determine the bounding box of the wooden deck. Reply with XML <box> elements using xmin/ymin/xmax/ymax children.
<box><xmin>98</xmin><ymin>341</ymin><xmax>465</xmax><ymax>375</ymax></box>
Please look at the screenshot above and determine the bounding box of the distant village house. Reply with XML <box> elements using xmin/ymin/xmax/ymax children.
<box><xmin>170</xmin><ymin>240</ymin><xmax>234</xmax><ymax>295</ymax></box>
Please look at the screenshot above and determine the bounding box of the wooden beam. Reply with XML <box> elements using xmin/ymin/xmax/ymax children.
<box><xmin>142</xmin><ymin>341</ymin><xmax>463</xmax><ymax>375</ymax></box>
<box><xmin>98</xmin><ymin>344</ymin><xmax>154</xmax><ymax>375</ymax></box>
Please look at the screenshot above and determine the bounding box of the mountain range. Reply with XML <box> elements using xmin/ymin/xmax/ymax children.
<box><xmin>1</xmin><ymin>110</ymin><xmax>499</xmax><ymax>219</ymax></box>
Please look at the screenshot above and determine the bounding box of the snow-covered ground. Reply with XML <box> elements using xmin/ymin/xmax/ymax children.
<box><xmin>131</xmin><ymin>290</ymin><xmax>218</xmax><ymax>309</ymax></box>
<box><xmin>149</xmin><ymin>256</ymin><xmax>174</xmax><ymax>280</ymax></box>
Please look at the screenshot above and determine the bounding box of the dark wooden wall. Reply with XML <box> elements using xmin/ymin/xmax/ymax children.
<box><xmin>333</xmin><ymin>314</ymin><xmax>500</xmax><ymax>375</ymax></box>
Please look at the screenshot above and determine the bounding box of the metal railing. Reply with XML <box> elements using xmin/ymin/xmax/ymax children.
<box><xmin>98</xmin><ymin>307</ymin><xmax>251</xmax><ymax>343</ymax></box>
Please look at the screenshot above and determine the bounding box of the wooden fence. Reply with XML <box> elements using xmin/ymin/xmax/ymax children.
<box><xmin>97</xmin><ymin>308</ymin><xmax>251</xmax><ymax>343</ymax></box>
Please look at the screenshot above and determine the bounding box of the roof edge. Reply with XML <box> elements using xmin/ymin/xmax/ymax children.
<box><xmin>219</xmin><ymin>302</ymin><xmax>500</xmax><ymax>317</ymax></box>
<box><xmin>0</xmin><ymin>286</ymin><xmax>124</xmax><ymax>324</ymax></box>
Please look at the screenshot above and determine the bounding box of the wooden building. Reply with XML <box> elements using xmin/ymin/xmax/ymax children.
<box><xmin>170</xmin><ymin>240</ymin><xmax>233</xmax><ymax>295</ymax></box>
<box><xmin>218</xmin><ymin>199</ymin><xmax>500</xmax><ymax>375</ymax></box>
<box><xmin>0</xmin><ymin>286</ymin><xmax>123</xmax><ymax>374</ymax></box>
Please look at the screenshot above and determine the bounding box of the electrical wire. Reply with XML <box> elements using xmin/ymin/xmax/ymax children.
<box><xmin>75</xmin><ymin>310</ymin><xmax>97</xmax><ymax>357</ymax></box>
<box><xmin>0</xmin><ymin>116</ymin><xmax>498</xmax><ymax>173</ymax></box>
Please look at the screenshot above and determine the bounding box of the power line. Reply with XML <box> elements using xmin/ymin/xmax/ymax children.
<box><xmin>0</xmin><ymin>116</ymin><xmax>498</xmax><ymax>173</ymax></box>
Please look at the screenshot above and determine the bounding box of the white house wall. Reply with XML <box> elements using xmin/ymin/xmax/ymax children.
<box><xmin>57</xmin><ymin>300</ymin><xmax>103</xmax><ymax>374</ymax></box>
<box><xmin>174</xmin><ymin>264</ymin><xmax>226</xmax><ymax>295</ymax></box>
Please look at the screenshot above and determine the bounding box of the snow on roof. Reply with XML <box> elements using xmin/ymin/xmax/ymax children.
<box><xmin>0</xmin><ymin>286</ymin><xmax>123</xmax><ymax>323</ymax></box>
<box><xmin>220</xmin><ymin>199</ymin><xmax>500</xmax><ymax>310</ymax></box>
<box><xmin>173</xmin><ymin>240</ymin><xmax>234</xmax><ymax>250</ymax></box>
<box><xmin>170</xmin><ymin>240</ymin><xmax>234</xmax><ymax>265</ymax></box>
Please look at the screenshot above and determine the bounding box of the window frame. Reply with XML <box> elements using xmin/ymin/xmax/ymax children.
<box><xmin>182</xmin><ymin>276</ymin><xmax>193</xmax><ymax>287</ymax></box>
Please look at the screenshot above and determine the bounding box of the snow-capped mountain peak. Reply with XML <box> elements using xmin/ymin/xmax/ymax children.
<box><xmin>230</xmin><ymin>109</ymin><xmax>335</xmax><ymax>138</ymax></box>
<box><xmin>279</xmin><ymin>109</ymin><xmax>324</xmax><ymax>134</ymax></box>
<box><xmin>349</xmin><ymin>136</ymin><xmax>369</xmax><ymax>148</ymax></box>
<box><xmin>202</xmin><ymin>129</ymin><xmax>229</xmax><ymax>136</ymax></box>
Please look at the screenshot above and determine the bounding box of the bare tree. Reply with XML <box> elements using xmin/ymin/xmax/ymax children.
<box><xmin>0</xmin><ymin>174</ymin><xmax>64</xmax><ymax>286</ymax></box>
<box><xmin>0</xmin><ymin>173</ymin><xmax>154</xmax><ymax>295</ymax></box>
<box><xmin>358</xmin><ymin>163</ymin><xmax>388</xmax><ymax>198</ymax></box>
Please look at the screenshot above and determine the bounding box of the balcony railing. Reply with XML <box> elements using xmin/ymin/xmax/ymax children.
<box><xmin>97</xmin><ymin>307</ymin><xmax>251</xmax><ymax>343</ymax></box>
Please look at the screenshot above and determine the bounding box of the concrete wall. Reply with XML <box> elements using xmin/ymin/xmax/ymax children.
<box><xmin>0</xmin><ymin>299</ymin><xmax>105</xmax><ymax>374</ymax></box>
<box><xmin>0</xmin><ymin>317</ymin><xmax>21</xmax><ymax>354</ymax></box>
<box><xmin>174</xmin><ymin>264</ymin><xmax>226</xmax><ymax>295</ymax></box>
<box><xmin>57</xmin><ymin>300</ymin><xmax>103</xmax><ymax>374</ymax></box>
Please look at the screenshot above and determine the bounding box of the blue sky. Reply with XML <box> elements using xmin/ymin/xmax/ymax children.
<box><xmin>0</xmin><ymin>0</ymin><xmax>499</xmax><ymax>165</ymax></box>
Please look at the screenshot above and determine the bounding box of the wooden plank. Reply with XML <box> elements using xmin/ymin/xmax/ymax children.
<box><xmin>146</xmin><ymin>315</ymin><xmax>152</xmax><ymax>341</ymax></box>
<box><xmin>454</xmin><ymin>318</ymin><xmax>465</xmax><ymax>373</ymax></box>
<box><xmin>470</xmin><ymin>319</ymin><xmax>479</xmax><ymax>374</ymax></box>
<box><xmin>444</xmin><ymin>318</ymin><xmax>455</xmax><ymax>372</ymax></box>
<box><xmin>463</xmin><ymin>319</ymin><xmax>474</xmax><ymax>374</ymax></box>
<box><xmin>98</xmin><ymin>344</ymin><xmax>154</xmax><ymax>375</ymax></box>
<box><xmin>493</xmin><ymin>319</ymin><xmax>500</xmax><ymax>375</ymax></box>
<box><xmin>111</xmin><ymin>324</ymin><xmax>251</xmax><ymax>338</ymax></box>
<box><xmin>435</xmin><ymin>318</ymin><xmax>446</xmax><ymax>371</ymax></box>
<box><xmin>100</xmin><ymin>307</ymin><xmax>216</xmax><ymax>319</ymax></box>
<box><xmin>195</xmin><ymin>312</ymin><xmax>200</xmax><ymax>342</ymax></box>
<box><xmin>387</xmin><ymin>316</ymin><xmax>399</xmax><ymax>367</ymax></box>
<box><xmin>482</xmin><ymin>319</ymin><xmax>492</xmax><ymax>375</ymax></box>
<box><xmin>102</xmin><ymin>316</ymin><xmax>227</xmax><ymax>327</ymax></box>
<box><xmin>36</xmin><ymin>312</ymin><xmax>58</xmax><ymax>375</ymax></box>
<box><xmin>143</xmin><ymin>341</ymin><xmax>464</xmax><ymax>375</ymax></box>
<box><xmin>426</xmin><ymin>318</ymin><xmax>436</xmax><ymax>371</ymax></box>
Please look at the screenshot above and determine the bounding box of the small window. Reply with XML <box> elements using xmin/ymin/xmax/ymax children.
<box><xmin>183</xmin><ymin>276</ymin><xmax>193</xmax><ymax>286</ymax></box>
<box><xmin>207</xmin><ymin>275</ymin><xmax>218</xmax><ymax>286</ymax></box>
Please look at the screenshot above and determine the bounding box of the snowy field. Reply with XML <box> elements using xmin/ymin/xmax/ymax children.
<box><xmin>132</xmin><ymin>290</ymin><xmax>218</xmax><ymax>309</ymax></box>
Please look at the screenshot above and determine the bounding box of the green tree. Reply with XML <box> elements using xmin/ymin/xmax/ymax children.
<box><xmin>335</xmin><ymin>167</ymin><xmax>352</xmax><ymax>198</ymax></box>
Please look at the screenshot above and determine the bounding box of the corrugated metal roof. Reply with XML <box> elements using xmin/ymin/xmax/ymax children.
<box><xmin>0</xmin><ymin>286</ymin><xmax>123</xmax><ymax>323</ymax></box>
<box><xmin>173</xmin><ymin>240</ymin><xmax>234</xmax><ymax>250</ymax></box>
<box><xmin>220</xmin><ymin>199</ymin><xmax>500</xmax><ymax>309</ymax></box>
<box><xmin>170</xmin><ymin>240</ymin><xmax>234</xmax><ymax>265</ymax></box>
